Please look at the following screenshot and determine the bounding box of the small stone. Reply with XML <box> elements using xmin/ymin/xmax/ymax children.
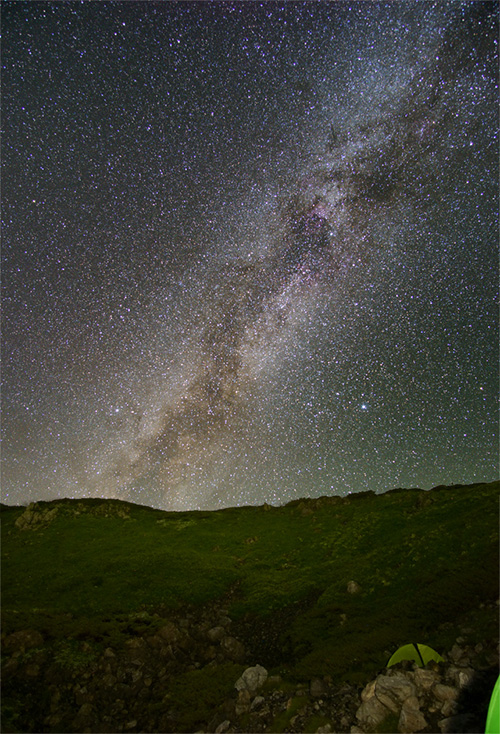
<box><xmin>441</xmin><ymin>700</ymin><xmax>458</xmax><ymax>717</ymax></box>
<box><xmin>347</xmin><ymin>580</ymin><xmax>362</xmax><ymax>594</ymax></box>
<box><xmin>438</xmin><ymin>713</ymin><xmax>475</xmax><ymax>733</ymax></box>
<box><xmin>250</xmin><ymin>695</ymin><xmax>266</xmax><ymax>711</ymax></box>
<box><xmin>235</xmin><ymin>689</ymin><xmax>251</xmax><ymax>715</ymax></box>
<box><xmin>215</xmin><ymin>720</ymin><xmax>230</xmax><ymax>733</ymax></box>
<box><xmin>158</xmin><ymin>622</ymin><xmax>179</xmax><ymax>644</ymax></box>
<box><xmin>221</xmin><ymin>636</ymin><xmax>245</xmax><ymax>663</ymax></box>
<box><xmin>316</xmin><ymin>725</ymin><xmax>332</xmax><ymax>733</ymax></box>
<box><xmin>207</xmin><ymin>626</ymin><xmax>226</xmax><ymax>642</ymax></box>
<box><xmin>310</xmin><ymin>677</ymin><xmax>329</xmax><ymax>697</ymax></box>
<box><xmin>433</xmin><ymin>683</ymin><xmax>458</xmax><ymax>703</ymax></box>
<box><xmin>448</xmin><ymin>644</ymin><xmax>464</xmax><ymax>663</ymax></box>
<box><xmin>77</xmin><ymin>703</ymin><xmax>94</xmax><ymax>719</ymax></box>
<box><xmin>457</xmin><ymin>669</ymin><xmax>475</xmax><ymax>688</ymax></box>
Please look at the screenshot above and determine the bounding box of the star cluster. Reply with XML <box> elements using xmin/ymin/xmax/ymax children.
<box><xmin>2</xmin><ymin>1</ymin><xmax>498</xmax><ymax>510</ymax></box>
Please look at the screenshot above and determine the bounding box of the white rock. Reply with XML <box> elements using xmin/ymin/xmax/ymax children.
<box><xmin>347</xmin><ymin>580</ymin><xmax>362</xmax><ymax>594</ymax></box>
<box><xmin>235</xmin><ymin>664</ymin><xmax>268</xmax><ymax>694</ymax></box>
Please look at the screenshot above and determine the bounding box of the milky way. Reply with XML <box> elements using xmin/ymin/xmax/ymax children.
<box><xmin>2</xmin><ymin>1</ymin><xmax>498</xmax><ymax>510</ymax></box>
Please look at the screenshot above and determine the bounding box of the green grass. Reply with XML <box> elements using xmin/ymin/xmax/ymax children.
<box><xmin>163</xmin><ymin>663</ymin><xmax>245</xmax><ymax>732</ymax></box>
<box><xmin>2</xmin><ymin>481</ymin><xmax>499</xmax><ymax>686</ymax></box>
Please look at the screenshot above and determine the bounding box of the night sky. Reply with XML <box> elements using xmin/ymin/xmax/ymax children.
<box><xmin>2</xmin><ymin>1</ymin><xmax>498</xmax><ymax>511</ymax></box>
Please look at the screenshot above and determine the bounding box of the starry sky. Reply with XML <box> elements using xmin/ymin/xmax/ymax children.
<box><xmin>2</xmin><ymin>1</ymin><xmax>499</xmax><ymax>511</ymax></box>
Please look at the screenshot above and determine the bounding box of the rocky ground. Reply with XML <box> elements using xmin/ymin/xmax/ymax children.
<box><xmin>2</xmin><ymin>598</ymin><xmax>498</xmax><ymax>733</ymax></box>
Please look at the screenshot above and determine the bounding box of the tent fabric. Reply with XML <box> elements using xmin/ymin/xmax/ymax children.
<box><xmin>485</xmin><ymin>675</ymin><xmax>499</xmax><ymax>734</ymax></box>
<box><xmin>387</xmin><ymin>643</ymin><xmax>444</xmax><ymax>668</ymax></box>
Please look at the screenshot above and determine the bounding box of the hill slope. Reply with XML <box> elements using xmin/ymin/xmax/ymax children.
<box><xmin>1</xmin><ymin>481</ymin><xmax>499</xmax><ymax>732</ymax></box>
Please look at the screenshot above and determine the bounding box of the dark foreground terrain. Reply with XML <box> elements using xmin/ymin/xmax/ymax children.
<box><xmin>1</xmin><ymin>481</ymin><xmax>498</xmax><ymax>733</ymax></box>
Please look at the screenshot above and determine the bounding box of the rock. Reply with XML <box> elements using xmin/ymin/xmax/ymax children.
<box><xmin>441</xmin><ymin>700</ymin><xmax>459</xmax><ymax>717</ymax></box>
<box><xmin>235</xmin><ymin>664</ymin><xmax>268</xmax><ymax>694</ymax></box>
<box><xmin>432</xmin><ymin>683</ymin><xmax>459</xmax><ymax>703</ymax></box>
<box><xmin>411</xmin><ymin>667</ymin><xmax>439</xmax><ymax>691</ymax></box>
<box><xmin>360</xmin><ymin>679</ymin><xmax>377</xmax><ymax>702</ymax></box>
<box><xmin>221</xmin><ymin>635</ymin><xmax>245</xmax><ymax>663</ymax></box>
<box><xmin>215</xmin><ymin>721</ymin><xmax>230</xmax><ymax>733</ymax></box>
<box><xmin>4</xmin><ymin>629</ymin><xmax>44</xmax><ymax>653</ymax></box>
<box><xmin>15</xmin><ymin>503</ymin><xmax>59</xmax><ymax>530</ymax></box>
<box><xmin>235</xmin><ymin>688</ymin><xmax>251</xmax><ymax>715</ymax></box>
<box><xmin>356</xmin><ymin>696</ymin><xmax>391</xmax><ymax>729</ymax></box>
<box><xmin>316</xmin><ymin>725</ymin><xmax>332</xmax><ymax>733</ymax></box>
<box><xmin>448</xmin><ymin>644</ymin><xmax>465</xmax><ymax>664</ymax></box>
<box><xmin>207</xmin><ymin>626</ymin><xmax>226</xmax><ymax>642</ymax></box>
<box><xmin>438</xmin><ymin>713</ymin><xmax>476</xmax><ymax>733</ymax></box>
<box><xmin>347</xmin><ymin>580</ymin><xmax>362</xmax><ymax>594</ymax></box>
<box><xmin>457</xmin><ymin>669</ymin><xmax>475</xmax><ymax>689</ymax></box>
<box><xmin>398</xmin><ymin>696</ymin><xmax>427</xmax><ymax>733</ymax></box>
<box><xmin>73</xmin><ymin>702</ymin><xmax>94</xmax><ymax>726</ymax></box>
<box><xmin>250</xmin><ymin>695</ymin><xmax>266</xmax><ymax>711</ymax></box>
<box><xmin>310</xmin><ymin>677</ymin><xmax>329</xmax><ymax>697</ymax></box>
<box><xmin>158</xmin><ymin>622</ymin><xmax>179</xmax><ymax>644</ymax></box>
<box><xmin>375</xmin><ymin>673</ymin><xmax>416</xmax><ymax>711</ymax></box>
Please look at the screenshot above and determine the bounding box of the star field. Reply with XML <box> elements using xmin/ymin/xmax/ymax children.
<box><xmin>2</xmin><ymin>1</ymin><xmax>499</xmax><ymax>510</ymax></box>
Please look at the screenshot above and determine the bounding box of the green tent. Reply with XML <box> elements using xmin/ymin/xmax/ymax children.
<box><xmin>387</xmin><ymin>643</ymin><xmax>444</xmax><ymax>668</ymax></box>
<box><xmin>485</xmin><ymin>675</ymin><xmax>499</xmax><ymax>734</ymax></box>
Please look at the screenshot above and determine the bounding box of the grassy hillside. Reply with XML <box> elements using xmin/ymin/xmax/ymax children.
<box><xmin>2</xmin><ymin>481</ymin><xmax>499</xmax><ymax>685</ymax></box>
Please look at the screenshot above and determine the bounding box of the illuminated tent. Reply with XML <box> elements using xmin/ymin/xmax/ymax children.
<box><xmin>485</xmin><ymin>675</ymin><xmax>499</xmax><ymax>734</ymax></box>
<box><xmin>387</xmin><ymin>643</ymin><xmax>444</xmax><ymax>668</ymax></box>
